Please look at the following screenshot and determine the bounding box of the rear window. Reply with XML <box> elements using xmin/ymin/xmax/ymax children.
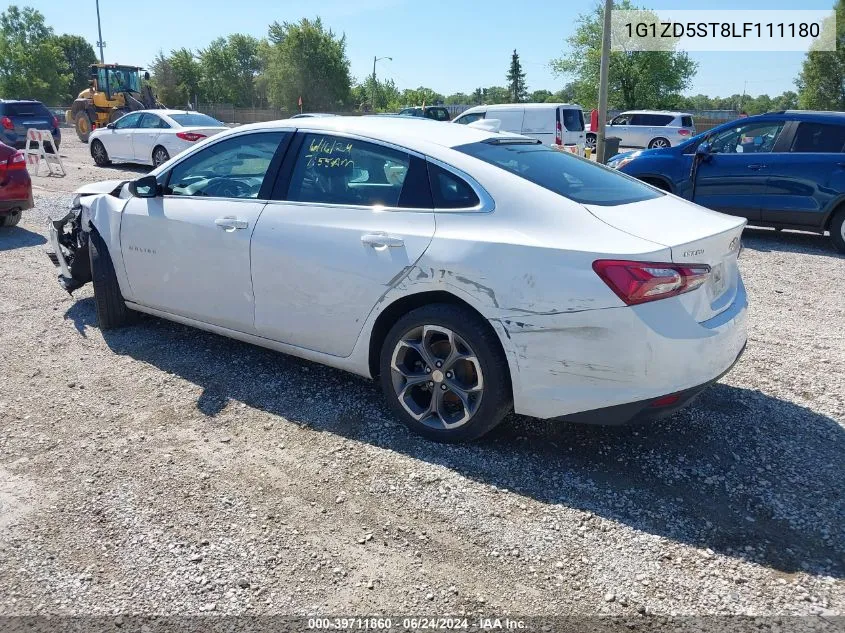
<box><xmin>1</xmin><ymin>102</ymin><xmax>51</xmax><ymax>117</ymax></box>
<box><xmin>790</xmin><ymin>122</ymin><xmax>845</xmax><ymax>153</ymax></box>
<box><xmin>169</xmin><ymin>113</ymin><xmax>223</xmax><ymax>127</ymax></box>
<box><xmin>561</xmin><ymin>108</ymin><xmax>584</xmax><ymax>131</ymax></box>
<box><xmin>681</xmin><ymin>116</ymin><xmax>694</xmax><ymax>128</ymax></box>
<box><xmin>457</xmin><ymin>141</ymin><xmax>662</xmax><ymax>206</ymax></box>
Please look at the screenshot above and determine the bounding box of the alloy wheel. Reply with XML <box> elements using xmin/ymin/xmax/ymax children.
<box><xmin>650</xmin><ymin>138</ymin><xmax>669</xmax><ymax>149</ymax></box>
<box><xmin>153</xmin><ymin>148</ymin><xmax>169</xmax><ymax>167</ymax></box>
<box><xmin>390</xmin><ymin>325</ymin><xmax>484</xmax><ymax>430</ymax></box>
<box><xmin>92</xmin><ymin>142</ymin><xmax>107</xmax><ymax>164</ymax></box>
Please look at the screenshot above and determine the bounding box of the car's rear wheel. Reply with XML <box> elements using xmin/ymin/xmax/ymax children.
<box><xmin>830</xmin><ymin>208</ymin><xmax>845</xmax><ymax>254</ymax></box>
<box><xmin>152</xmin><ymin>146</ymin><xmax>170</xmax><ymax>167</ymax></box>
<box><xmin>0</xmin><ymin>210</ymin><xmax>21</xmax><ymax>227</ymax></box>
<box><xmin>648</xmin><ymin>137</ymin><xmax>670</xmax><ymax>149</ymax></box>
<box><xmin>91</xmin><ymin>140</ymin><xmax>111</xmax><ymax>166</ymax></box>
<box><xmin>89</xmin><ymin>229</ymin><xmax>136</xmax><ymax>329</ymax></box>
<box><xmin>379</xmin><ymin>304</ymin><xmax>512</xmax><ymax>442</ymax></box>
<box><xmin>586</xmin><ymin>133</ymin><xmax>596</xmax><ymax>150</ymax></box>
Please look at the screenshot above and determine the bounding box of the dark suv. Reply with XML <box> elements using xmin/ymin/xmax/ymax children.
<box><xmin>0</xmin><ymin>99</ymin><xmax>61</xmax><ymax>150</ymax></box>
<box><xmin>398</xmin><ymin>106</ymin><xmax>451</xmax><ymax>121</ymax></box>
<box><xmin>609</xmin><ymin>111</ymin><xmax>845</xmax><ymax>253</ymax></box>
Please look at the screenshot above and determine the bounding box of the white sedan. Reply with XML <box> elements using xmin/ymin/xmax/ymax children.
<box><xmin>88</xmin><ymin>109</ymin><xmax>228</xmax><ymax>168</ymax></box>
<box><xmin>47</xmin><ymin>116</ymin><xmax>748</xmax><ymax>442</ymax></box>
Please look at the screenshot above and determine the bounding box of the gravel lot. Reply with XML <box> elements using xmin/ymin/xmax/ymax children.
<box><xmin>0</xmin><ymin>137</ymin><xmax>843</xmax><ymax>622</ymax></box>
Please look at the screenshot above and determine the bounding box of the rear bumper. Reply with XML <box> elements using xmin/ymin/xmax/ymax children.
<box><xmin>504</xmin><ymin>277</ymin><xmax>749</xmax><ymax>421</ymax></box>
<box><xmin>557</xmin><ymin>342</ymin><xmax>745</xmax><ymax>425</ymax></box>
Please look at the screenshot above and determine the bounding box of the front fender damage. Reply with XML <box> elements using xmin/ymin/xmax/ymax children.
<box><xmin>45</xmin><ymin>180</ymin><xmax>128</xmax><ymax>294</ymax></box>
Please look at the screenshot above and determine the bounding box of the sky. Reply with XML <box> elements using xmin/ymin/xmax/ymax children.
<box><xmin>14</xmin><ymin>0</ymin><xmax>837</xmax><ymax>99</ymax></box>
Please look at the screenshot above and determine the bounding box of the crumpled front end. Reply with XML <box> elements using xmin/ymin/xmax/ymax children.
<box><xmin>45</xmin><ymin>180</ymin><xmax>127</xmax><ymax>294</ymax></box>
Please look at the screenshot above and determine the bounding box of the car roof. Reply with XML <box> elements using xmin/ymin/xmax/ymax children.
<box><xmin>468</xmin><ymin>103</ymin><xmax>583</xmax><ymax>111</ymax></box>
<box><xmin>621</xmin><ymin>110</ymin><xmax>690</xmax><ymax>116</ymax></box>
<box><xmin>0</xmin><ymin>99</ymin><xmax>46</xmax><ymax>105</ymax></box>
<box><xmin>234</xmin><ymin>115</ymin><xmax>522</xmax><ymax>149</ymax></box>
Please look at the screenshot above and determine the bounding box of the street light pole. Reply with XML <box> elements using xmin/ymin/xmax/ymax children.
<box><xmin>95</xmin><ymin>0</ymin><xmax>106</xmax><ymax>64</ymax></box>
<box><xmin>371</xmin><ymin>56</ymin><xmax>392</xmax><ymax>111</ymax></box>
<box><xmin>596</xmin><ymin>0</ymin><xmax>612</xmax><ymax>164</ymax></box>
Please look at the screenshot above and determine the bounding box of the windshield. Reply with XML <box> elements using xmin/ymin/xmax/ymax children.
<box><xmin>105</xmin><ymin>67</ymin><xmax>140</xmax><ymax>93</ymax></box>
<box><xmin>170</xmin><ymin>113</ymin><xmax>224</xmax><ymax>127</ymax></box>
<box><xmin>456</xmin><ymin>141</ymin><xmax>662</xmax><ymax>206</ymax></box>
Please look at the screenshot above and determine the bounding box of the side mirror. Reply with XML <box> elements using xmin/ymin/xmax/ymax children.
<box><xmin>130</xmin><ymin>175</ymin><xmax>160</xmax><ymax>198</ymax></box>
<box><xmin>696</xmin><ymin>142</ymin><xmax>712</xmax><ymax>159</ymax></box>
<box><xmin>106</xmin><ymin>123</ymin><xmax>116</xmax><ymax>130</ymax></box>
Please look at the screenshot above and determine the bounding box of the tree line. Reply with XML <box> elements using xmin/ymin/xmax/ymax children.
<box><xmin>1</xmin><ymin>2</ymin><xmax>842</xmax><ymax>115</ymax></box>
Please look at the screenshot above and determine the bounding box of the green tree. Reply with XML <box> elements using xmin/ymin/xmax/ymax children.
<box><xmin>445</xmin><ymin>92</ymin><xmax>471</xmax><ymax>105</ymax></box>
<box><xmin>530</xmin><ymin>89</ymin><xmax>553</xmax><ymax>102</ymax></box>
<box><xmin>482</xmin><ymin>86</ymin><xmax>510</xmax><ymax>104</ymax></box>
<box><xmin>54</xmin><ymin>34</ymin><xmax>97</xmax><ymax>102</ymax></box>
<box><xmin>506</xmin><ymin>49</ymin><xmax>528</xmax><ymax>102</ymax></box>
<box><xmin>471</xmin><ymin>88</ymin><xmax>484</xmax><ymax>104</ymax></box>
<box><xmin>265</xmin><ymin>17</ymin><xmax>352</xmax><ymax>112</ymax></box>
<box><xmin>796</xmin><ymin>0</ymin><xmax>845</xmax><ymax>110</ymax></box>
<box><xmin>400</xmin><ymin>86</ymin><xmax>444</xmax><ymax>107</ymax></box>
<box><xmin>772</xmin><ymin>91</ymin><xmax>799</xmax><ymax>111</ymax></box>
<box><xmin>0</xmin><ymin>5</ymin><xmax>69</xmax><ymax>103</ymax></box>
<box><xmin>550</xmin><ymin>0</ymin><xmax>697</xmax><ymax>110</ymax></box>
<box><xmin>352</xmin><ymin>76</ymin><xmax>400</xmax><ymax>111</ymax></box>
<box><xmin>226</xmin><ymin>34</ymin><xmax>262</xmax><ymax>106</ymax></box>
<box><xmin>150</xmin><ymin>51</ymin><xmax>185</xmax><ymax>107</ymax></box>
<box><xmin>170</xmin><ymin>48</ymin><xmax>203</xmax><ymax>107</ymax></box>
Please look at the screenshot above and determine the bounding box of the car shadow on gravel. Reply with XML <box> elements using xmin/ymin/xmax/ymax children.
<box><xmin>66</xmin><ymin>297</ymin><xmax>845</xmax><ymax>581</ymax></box>
<box><xmin>742</xmin><ymin>227</ymin><xmax>841</xmax><ymax>256</ymax></box>
<box><xmin>0</xmin><ymin>226</ymin><xmax>47</xmax><ymax>251</ymax></box>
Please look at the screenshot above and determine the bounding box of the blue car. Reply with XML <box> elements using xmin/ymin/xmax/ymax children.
<box><xmin>0</xmin><ymin>99</ymin><xmax>61</xmax><ymax>150</ymax></box>
<box><xmin>608</xmin><ymin>111</ymin><xmax>845</xmax><ymax>253</ymax></box>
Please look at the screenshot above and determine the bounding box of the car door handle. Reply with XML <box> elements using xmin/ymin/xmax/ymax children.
<box><xmin>215</xmin><ymin>217</ymin><xmax>249</xmax><ymax>231</ymax></box>
<box><xmin>361</xmin><ymin>233</ymin><xmax>404</xmax><ymax>248</ymax></box>
<box><xmin>747</xmin><ymin>164</ymin><xmax>768</xmax><ymax>170</ymax></box>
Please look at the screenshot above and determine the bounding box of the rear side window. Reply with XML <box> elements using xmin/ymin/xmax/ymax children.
<box><xmin>639</xmin><ymin>114</ymin><xmax>675</xmax><ymax>126</ymax></box>
<box><xmin>286</xmin><ymin>133</ymin><xmax>431</xmax><ymax>208</ymax></box>
<box><xmin>456</xmin><ymin>141</ymin><xmax>662</xmax><ymax>206</ymax></box>
<box><xmin>427</xmin><ymin>163</ymin><xmax>480</xmax><ymax>209</ymax></box>
<box><xmin>169</xmin><ymin>113</ymin><xmax>223</xmax><ymax>127</ymax></box>
<box><xmin>427</xmin><ymin>108</ymin><xmax>450</xmax><ymax>121</ymax></box>
<box><xmin>790</xmin><ymin>122</ymin><xmax>845</xmax><ymax>153</ymax></box>
<box><xmin>681</xmin><ymin>116</ymin><xmax>694</xmax><ymax>128</ymax></box>
<box><xmin>455</xmin><ymin>112</ymin><xmax>485</xmax><ymax>125</ymax></box>
<box><xmin>561</xmin><ymin>108</ymin><xmax>584</xmax><ymax>131</ymax></box>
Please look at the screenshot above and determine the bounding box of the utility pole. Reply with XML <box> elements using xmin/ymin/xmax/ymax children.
<box><xmin>95</xmin><ymin>0</ymin><xmax>106</xmax><ymax>64</ymax></box>
<box><xmin>596</xmin><ymin>0</ymin><xmax>612</xmax><ymax>164</ymax></box>
<box><xmin>371</xmin><ymin>56</ymin><xmax>391</xmax><ymax>111</ymax></box>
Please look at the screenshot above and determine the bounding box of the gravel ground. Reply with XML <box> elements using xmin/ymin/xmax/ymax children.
<box><xmin>0</xmin><ymin>137</ymin><xmax>843</xmax><ymax>622</ymax></box>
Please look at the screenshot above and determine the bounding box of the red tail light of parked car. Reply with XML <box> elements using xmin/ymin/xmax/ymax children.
<box><xmin>0</xmin><ymin>117</ymin><xmax>14</xmax><ymax>131</ymax></box>
<box><xmin>592</xmin><ymin>259</ymin><xmax>711</xmax><ymax>305</ymax></box>
<box><xmin>176</xmin><ymin>132</ymin><xmax>207</xmax><ymax>142</ymax></box>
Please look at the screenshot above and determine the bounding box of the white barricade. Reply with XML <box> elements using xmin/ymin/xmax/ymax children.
<box><xmin>24</xmin><ymin>128</ymin><xmax>65</xmax><ymax>177</ymax></box>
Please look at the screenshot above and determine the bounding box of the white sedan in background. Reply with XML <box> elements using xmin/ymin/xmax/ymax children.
<box><xmin>48</xmin><ymin>116</ymin><xmax>747</xmax><ymax>442</ymax></box>
<box><xmin>89</xmin><ymin>110</ymin><xmax>228</xmax><ymax>168</ymax></box>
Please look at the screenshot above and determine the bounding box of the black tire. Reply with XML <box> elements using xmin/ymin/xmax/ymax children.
<box><xmin>89</xmin><ymin>229</ymin><xmax>135</xmax><ymax>329</ymax></box>
<box><xmin>91</xmin><ymin>139</ymin><xmax>111</xmax><ymax>166</ymax></box>
<box><xmin>379</xmin><ymin>304</ymin><xmax>512</xmax><ymax>442</ymax></box>
<box><xmin>648</xmin><ymin>137</ymin><xmax>670</xmax><ymax>149</ymax></box>
<box><xmin>152</xmin><ymin>146</ymin><xmax>170</xmax><ymax>167</ymax></box>
<box><xmin>75</xmin><ymin>112</ymin><xmax>92</xmax><ymax>143</ymax></box>
<box><xmin>830</xmin><ymin>208</ymin><xmax>845</xmax><ymax>254</ymax></box>
<box><xmin>0</xmin><ymin>210</ymin><xmax>21</xmax><ymax>227</ymax></box>
<box><xmin>586</xmin><ymin>133</ymin><xmax>596</xmax><ymax>150</ymax></box>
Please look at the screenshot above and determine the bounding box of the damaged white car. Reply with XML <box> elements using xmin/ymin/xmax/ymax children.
<box><xmin>47</xmin><ymin>116</ymin><xmax>748</xmax><ymax>442</ymax></box>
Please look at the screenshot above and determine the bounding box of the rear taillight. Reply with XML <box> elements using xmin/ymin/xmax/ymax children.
<box><xmin>6</xmin><ymin>151</ymin><xmax>26</xmax><ymax>170</ymax></box>
<box><xmin>555</xmin><ymin>120</ymin><xmax>563</xmax><ymax>145</ymax></box>
<box><xmin>1</xmin><ymin>116</ymin><xmax>13</xmax><ymax>130</ymax></box>
<box><xmin>678</xmin><ymin>129</ymin><xmax>691</xmax><ymax>136</ymax></box>
<box><xmin>592</xmin><ymin>259</ymin><xmax>711</xmax><ymax>305</ymax></box>
<box><xmin>52</xmin><ymin>116</ymin><xmax>59</xmax><ymax>129</ymax></box>
<box><xmin>176</xmin><ymin>131</ymin><xmax>206</xmax><ymax>142</ymax></box>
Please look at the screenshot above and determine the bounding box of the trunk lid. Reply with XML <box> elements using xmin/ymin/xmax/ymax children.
<box><xmin>179</xmin><ymin>126</ymin><xmax>228</xmax><ymax>139</ymax></box>
<box><xmin>583</xmin><ymin>195</ymin><xmax>746</xmax><ymax>322</ymax></box>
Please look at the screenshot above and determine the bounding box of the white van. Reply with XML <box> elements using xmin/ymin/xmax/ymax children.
<box><xmin>452</xmin><ymin>103</ymin><xmax>586</xmax><ymax>148</ymax></box>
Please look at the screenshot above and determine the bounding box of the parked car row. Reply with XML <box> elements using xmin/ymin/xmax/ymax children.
<box><xmin>608</xmin><ymin>110</ymin><xmax>845</xmax><ymax>253</ymax></box>
<box><xmin>585</xmin><ymin>110</ymin><xmax>696</xmax><ymax>150</ymax></box>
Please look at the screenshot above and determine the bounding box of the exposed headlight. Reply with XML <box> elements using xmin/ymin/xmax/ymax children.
<box><xmin>609</xmin><ymin>156</ymin><xmax>635</xmax><ymax>170</ymax></box>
